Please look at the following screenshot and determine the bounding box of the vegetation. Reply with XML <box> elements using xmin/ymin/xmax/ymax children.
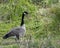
<box><xmin>0</xmin><ymin>0</ymin><xmax>60</xmax><ymax>48</ymax></box>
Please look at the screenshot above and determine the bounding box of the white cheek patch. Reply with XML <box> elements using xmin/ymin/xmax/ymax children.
<box><xmin>24</xmin><ymin>13</ymin><xmax>26</xmax><ymax>15</ymax></box>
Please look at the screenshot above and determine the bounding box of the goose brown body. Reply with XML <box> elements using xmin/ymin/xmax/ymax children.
<box><xmin>3</xmin><ymin>11</ymin><xmax>28</xmax><ymax>40</ymax></box>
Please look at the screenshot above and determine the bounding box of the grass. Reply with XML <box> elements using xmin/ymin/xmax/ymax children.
<box><xmin>0</xmin><ymin>35</ymin><xmax>60</xmax><ymax>48</ymax></box>
<box><xmin>0</xmin><ymin>0</ymin><xmax>60</xmax><ymax>48</ymax></box>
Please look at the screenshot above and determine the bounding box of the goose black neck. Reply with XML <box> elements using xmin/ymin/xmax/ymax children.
<box><xmin>20</xmin><ymin>14</ymin><xmax>25</xmax><ymax>26</ymax></box>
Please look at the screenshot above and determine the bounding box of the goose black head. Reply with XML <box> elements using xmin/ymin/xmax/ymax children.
<box><xmin>23</xmin><ymin>11</ymin><xmax>28</xmax><ymax>16</ymax></box>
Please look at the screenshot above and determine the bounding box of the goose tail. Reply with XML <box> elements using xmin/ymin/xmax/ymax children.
<box><xmin>3</xmin><ymin>33</ymin><xmax>9</xmax><ymax>39</ymax></box>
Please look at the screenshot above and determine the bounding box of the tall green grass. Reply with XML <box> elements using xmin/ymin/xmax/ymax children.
<box><xmin>0</xmin><ymin>0</ymin><xmax>60</xmax><ymax>48</ymax></box>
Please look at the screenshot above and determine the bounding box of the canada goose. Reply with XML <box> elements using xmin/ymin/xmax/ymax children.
<box><xmin>3</xmin><ymin>11</ymin><xmax>28</xmax><ymax>40</ymax></box>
